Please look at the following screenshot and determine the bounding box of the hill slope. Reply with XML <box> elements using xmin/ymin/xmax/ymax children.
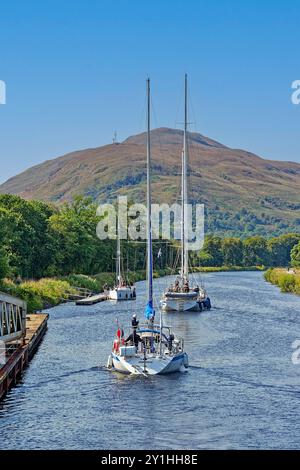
<box><xmin>1</xmin><ymin>127</ymin><xmax>300</xmax><ymax>237</ymax></box>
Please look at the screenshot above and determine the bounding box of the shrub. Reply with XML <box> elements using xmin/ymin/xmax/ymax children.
<box><xmin>265</xmin><ymin>268</ymin><xmax>299</xmax><ymax>294</ymax></box>
<box><xmin>61</xmin><ymin>274</ymin><xmax>101</xmax><ymax>292</ymax></box>
<box><xmin>294</xmin><ymin>277</ymin><xmax>300</xmax><ymax>295</ymax></box>
<box><xmin>264</xmin><ymin>268</ymin><xmax>273</xmax><ymax>282</ymax></box>
<box><xmin>278</xmin><ymin>274</ymin><xmax>296</xmax><ymax>293</ymax></box>
<box><xmin>0</xmin><ymin>278</ymin><xmax>75</xmax><ymax>312</ymax></box>
<box><xmin>92</xmin><ymin>272</ymin><xmax>117</xmax><ymax>289</ymax></box>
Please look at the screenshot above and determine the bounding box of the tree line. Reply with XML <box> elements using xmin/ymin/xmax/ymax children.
<box><xmin>0</xmin><ymin>194</ymin><xmax>169</xmax><ymax>281</ymax></box>
<box><xmin>1</xmin><ymin>194</ymin><xmax>300</xmax><ymax>282</ymax></box>
<box><xmin>195</xmin><ymin>233</ymin><xmax>300</xmax><ymax>268</ymax></box>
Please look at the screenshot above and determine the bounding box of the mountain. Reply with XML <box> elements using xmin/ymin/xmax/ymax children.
<box><xmin>1</xmin><ymin>127</ymin><xmax>300</xmax><ymax>237</ymax></box>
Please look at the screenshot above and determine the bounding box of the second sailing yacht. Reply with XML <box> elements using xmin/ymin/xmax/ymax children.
<box><xmin>160</xmin><ymin>75</ymin><xmax>211</xmax><ymax>312</ymax></box>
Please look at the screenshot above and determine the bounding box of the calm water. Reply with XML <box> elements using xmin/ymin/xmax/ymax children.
<box><xmin>1</xmin><ymin>271</ymin><xmax>300</xmax><ymax>450</ymax></box>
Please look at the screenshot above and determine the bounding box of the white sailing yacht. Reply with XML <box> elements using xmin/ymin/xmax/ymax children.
<box><xmin>160</xmin><ymin>75</ymin><xmax>211</xmax><ymax>312</ymax></box>
<box><xmin>107</xmin><ymin>79</ymin><xmax>189</xmax><ymax>375</ymax></box>
<box><xmin>108</xmin><ymin>218</ymin><xmax>136</xmax><ymax>301</ymax></box>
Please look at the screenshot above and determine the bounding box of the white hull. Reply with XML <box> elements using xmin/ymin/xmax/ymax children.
<box><xmin>108</xmin><ymin>351</ymin><xmax>188</xmax><ymax>375</ymax></box>
<box><xmin>160</xmin><ymin>296</ymin><xmax>200</xmax><ymax>312</ymax></box>
<box><xmin>108</xmin><ymin>286</ymin><xmax>136</xmax><ymax>301</ymax></box>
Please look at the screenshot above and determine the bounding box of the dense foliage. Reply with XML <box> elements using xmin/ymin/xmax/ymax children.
<box><xmin>197</xmin><ymin>234</ymin><xmax>300</xmax><ymax>268</ymax></box>
<box><xmin>0</xmin><ymin>194</ymin><xmax>299</xmax><ymax>286</ymax></box>
<box><xmin>0</xmin><ymin>194</ymin><xmax>116</xmax><ymax>279</ymax></box>
<box><xmin>291</xmin><ymin>241</ymin><xmax>300</xmax><ymax>267</ymax></box>
<box><xmin>205</xmin><ymin>206</ymin><xmax>300</xmax><ymax>239</ymax></box>
<box><xmin>0</xmin><ymin>195</ymin><xmax>176</xmax><ymax>286</ymax></box>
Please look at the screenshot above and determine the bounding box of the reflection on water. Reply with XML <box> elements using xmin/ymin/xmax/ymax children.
<box><xmin>1</xmin><ymin>271</ymin><xmax>300</xmax><ymax>449</ymax></box>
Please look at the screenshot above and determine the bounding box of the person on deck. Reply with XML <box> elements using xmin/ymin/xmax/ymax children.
<box><xmin>174</xmin><ymin>279</ymin><xmax>180</xmax><ymax>292</ymax></box>
<box><xmin>131</xmin><ymin>314</ymin><xmax>139</xmax><ymax>330</ymax></box>
<box><xmin>125</xmin><ymin>330</ymin><xmax>143</xmax><ymax>349</ymax></box>
<box><xmin>183</xmin><ymin>280</ymin><xmax>189</xmax><ymax>293</ymax></box>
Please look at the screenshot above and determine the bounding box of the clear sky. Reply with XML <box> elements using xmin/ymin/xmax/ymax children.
<box><xmin>0</xmin><ymin>0</ymin><xmax>300</xmax><ymax>184</ymax></box>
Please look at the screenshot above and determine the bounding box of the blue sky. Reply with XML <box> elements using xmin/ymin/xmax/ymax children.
<box><xmin>0</xmin><ymin>0</ymin><xmax>300</xmax><ymax>183</ymax></box>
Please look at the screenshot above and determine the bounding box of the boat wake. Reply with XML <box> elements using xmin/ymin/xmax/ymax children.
<box><xmin>189</xmin><ymin>365</ymin><xmax>300</xmax><ymax>396</ymax></box>
<box><xmin>21</xmin><ymin>366</ymin><xmax>110</xmax><ymax>390</ymax></box>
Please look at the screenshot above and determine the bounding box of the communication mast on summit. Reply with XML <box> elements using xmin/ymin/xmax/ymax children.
<box><xmin>112</xmin><ymin>131</ymin><xmax>118</xmax><ymax>144</ymax></box>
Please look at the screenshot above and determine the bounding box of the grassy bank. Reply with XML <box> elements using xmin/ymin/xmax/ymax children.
<box><xmin>192</xmin><ymin>266</ymin><xmax>265</xmax><ymax>273</ymax></box>
<box><xmin>0</xmin><ymin>269</ymin><xmax>174</xmax><ymax>313</ymax></box>
<box><xmin>264</xmin><ymin>268</ymin><xmax>300</xmax><ymax>294</ymax></box>
<box><xmin>0</xmin><ymin>278</ymin><xmax>77</xmax><ymax>313</ymax></box>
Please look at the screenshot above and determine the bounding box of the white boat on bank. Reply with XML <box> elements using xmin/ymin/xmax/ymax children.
<box><xmin>108</xmin><ymin>216</ymin><xmax>136</xmax><ymax>301</ymax></box>
<box><xmin>108</xmin><ymin>285</ymin><xmax>136</xmax><ymax>301</ymax></box>
<box><xmin>107</xmin><ymin>79</ymin><xmax>189</xmax><ymax>376</ymax></box>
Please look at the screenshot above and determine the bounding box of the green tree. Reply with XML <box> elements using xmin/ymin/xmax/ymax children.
<box><xmin>0</xmin><ymin>195</ymin><xmax>56</xmax><ymax>278</ymax></box>
<box><xmin>243</xmin><ymin>236</ymin><xmax>269</xmax><ymax>266</ymax></box>
<box><xmin>198</xmin><ymin>236</ymin><xmax>223</xmax><ymax>267</ymax></box>
<box><xmin>291</xmin><ymin>241</ymin><xmax>300</xmax><ymax>267</ymax></box>
<box><xmin>222</xmin><ymin>238</ymin><xmax>243</xmax><ymax>266</ymax></box>
<box><xmin>0</xmin><ymin>248</ymin><xmax>9</xmax><ymax>280</ymax></box>
<box><xmin>48</xmin><ymin>196</ymin><xmax>115</xmax><ymax>275</ymax></box>
<box><xmin>0</xmin><ymin>206</ymin><xmax>33</xmax><ymax>277</ymax></box>
<box><xmin>268</xmin><ymin>233</ymin><xmax>300</xmax><ymax>267</ymax></box>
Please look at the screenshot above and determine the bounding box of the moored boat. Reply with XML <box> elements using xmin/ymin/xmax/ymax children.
<box><xmin>108</xmin><ymin>285</ymin><xmax>136</xmax><ymax>301</ymax></box>
<box><xmin>108</xmin><ymin>215</ymin><xmax>136</xmax><ymax>301</ymax></box>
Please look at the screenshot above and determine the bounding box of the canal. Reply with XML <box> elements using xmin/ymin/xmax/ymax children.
<box><xmin>1</xmin><ymin>271</ymin><xmax>300</xmax><ymax>450</ymax></box>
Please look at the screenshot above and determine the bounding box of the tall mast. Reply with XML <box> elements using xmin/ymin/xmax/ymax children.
<box><xmin>181</xmin><ymin>73</ymin><xmax>189</xmax><ymax>280</ymax></box>
<box><xmin>116</xmin><ymin>215</ymin><xmax>121</xmax><ymax>286</ymax></box>
<box><xmin>146</xmin><ymin>78</ymin><xmax>153</xmax><ymax>308</ymax></box>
